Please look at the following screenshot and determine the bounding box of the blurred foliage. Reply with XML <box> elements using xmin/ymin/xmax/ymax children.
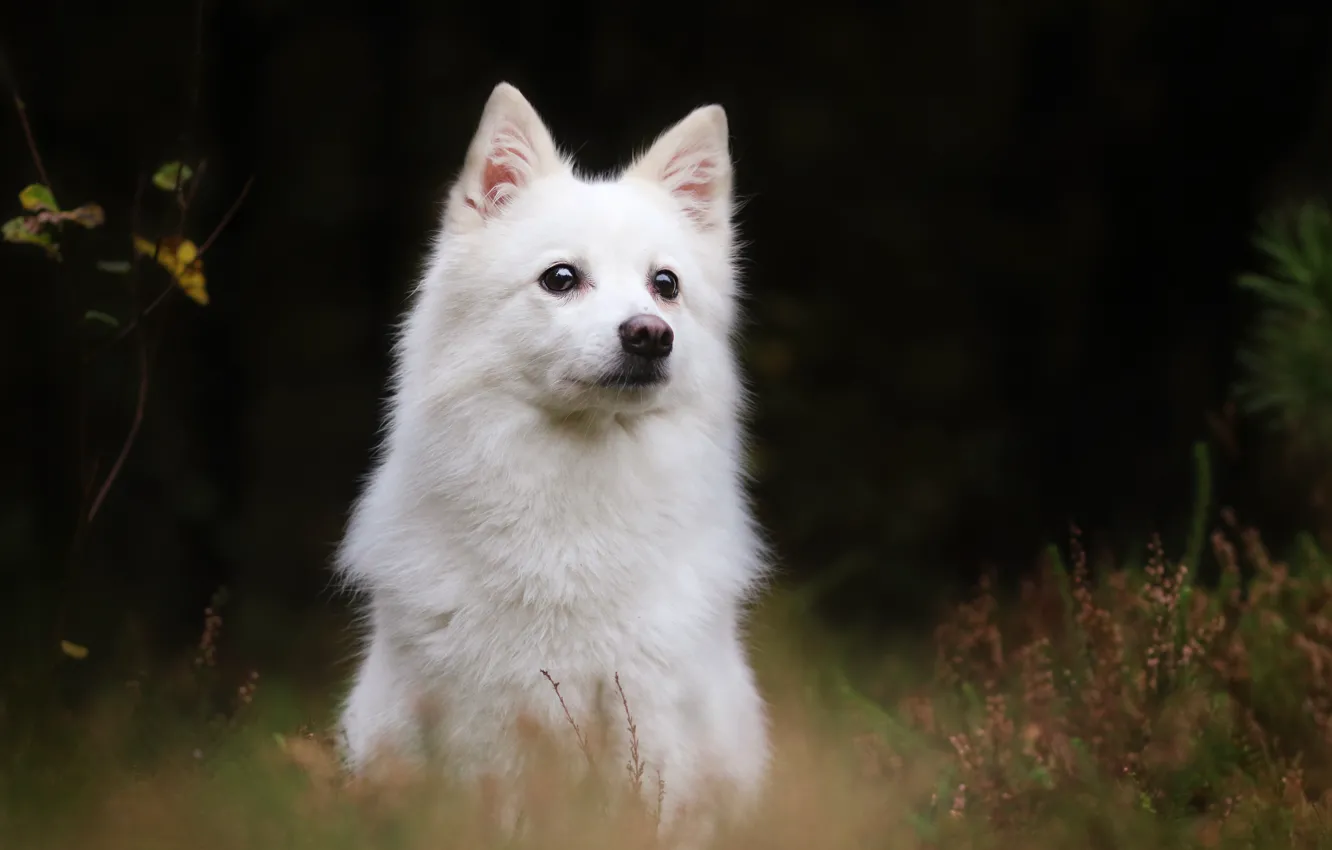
<box><xmin>1235</xmin><ymin>200</ymin><xmax>1332</xmax><ymax>450</ymax></box>
<box><xmin>1</xmin><ymin>183</ymin><xmax>104</xmax><ymax>260</ymax></box>
<box><xmin>12</xmin><ymin>505</ymin><xmax>1332</xmax><ymax>848</ymax></box>
<box><xmin>0</xmin><ymin>70</ymin><xmax>242</xmax><ymax>700</ymax></box>
<box><xmin>3</xmin><ymin>162</ymin><xmax>211</xmax><ymax>311</ymax></box>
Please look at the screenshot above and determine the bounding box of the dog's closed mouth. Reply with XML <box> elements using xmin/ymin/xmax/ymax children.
<box><xmin>595</xmin><ymin>356</ymin><xmax>668</xmax><ymax>390</ymax></box>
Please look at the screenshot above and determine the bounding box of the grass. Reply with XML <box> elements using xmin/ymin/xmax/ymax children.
<box><xmin>6</xmin><ymin>510</ymin><xmax>1332</xmax><ymax>849</ymax></box>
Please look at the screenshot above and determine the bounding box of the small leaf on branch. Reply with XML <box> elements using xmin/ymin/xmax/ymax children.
<box><xmin>133</xmin><ymin>234</ymin><xmax>209</xmax><ymax>305</ymax></box>
<box><xmin>2</xmin><ymin>216</ymin><xmax>60</xmax><ymax>260</ymax></box>
<box><xmin>59</xmin><ymin>640</ymin><xmax>89</xmax><ymax>660</ymax></box>
<box><xmin>61</xmin><ymin>203</ymin><xmax>105</xmax><ymax>229</ymax></box>
<box><xmin>152</xmin><ymin>162</ymin><xmax>194</xmax><ymax>192</ymax></box>
<box><xmin>19</xmin><ymin>183</ymin><xmax>58</xmax><ymax>213</ymax></box>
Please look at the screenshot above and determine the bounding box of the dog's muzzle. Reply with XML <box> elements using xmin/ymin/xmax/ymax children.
<box><xmin>597</xmin><ymin>314</ymin><xmax>673</xmax><ymax>389</ymax></box>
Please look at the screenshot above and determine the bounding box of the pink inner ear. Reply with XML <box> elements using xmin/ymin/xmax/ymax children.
<box><xmin>481</xmin><ymin>153</ymin><xmax>522</xmax><ymax>201</ymax></box>
<box><xmin>662</xmin><ymin>146</ymin><xmax>718</xmax><ymax>225</ymax></box>
<box><xmin>465</xmin><ymin>128</ymin><xmax>535</xmax><ymax>215</ymax></box>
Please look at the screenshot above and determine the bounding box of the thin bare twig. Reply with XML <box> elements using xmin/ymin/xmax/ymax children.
<box><xmin>187</xmin><ymin>0</ymin><xmax>206</xmax><ymax>141</ymax></box>
<box><xmin>86</xmin><ymin>334</ymin><xmax>150</xmax><ymax>524</ymax></box>
<box><xmin>108</xmin><ymin>282</ymin><xmax>176</xmax><ymax>345</ymax></box>
<box><xmin>81</xmin><ymin>457</ymin><xmax>101</xmax><ymax>503</ymax></box>
<box><xmin>615</xmin><ymin>672</ymin><xmax>646</xmax><ymax>795</ymax></box>
<box><xmin>11</xmin><ymin>94</ymin><xmax>50</xmax><ymax>190</ymax></box>
<box><xmin>75</xmin><ymin>175</ymin><xmax>149</xmax><ymax>535</ymax></box>
<box><xmin>172</xmin><ymin>0</ymin><xmax>207</xmax><ymax>231</ymax></box>
<box><xmin>100</xmin><ymin>222</ymin><xmax>171</xmax><ymax>487</ymax></box>
<box><xmin>197</xmin><ymin>174</ymin><xmax>254</xmax><ymax>257</ymax></box>
<box><xmin>540</xmin><ymin>669</ymin><xmax>593</xmax><ymax>764</ymax></box>
<box><xmin>181</xmin><ymin>158</ymin><xmax>208</xmax><ymax>213</ymax></box>
<box><xmin>0</xmin><ymin>48</ymin><xmax>52</xmax><ymax>190</ymax></box>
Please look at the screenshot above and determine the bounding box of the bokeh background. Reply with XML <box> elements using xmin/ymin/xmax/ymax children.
<box><xmin>3</xmin><ymin>0</ymin><xmax>1332</xmax><ymax>703</ymax></box>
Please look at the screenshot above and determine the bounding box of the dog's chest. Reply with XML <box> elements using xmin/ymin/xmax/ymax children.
<box><xmin>451</xmin><ymin>426</ymin><xmax>719</xmax><ymax>581</ymax></box>
<box><xmin>436</xmin><ymin>443</ymin><xmax>725</xmax><ymax>664</ymax></box>
<box><xmin>389</xmin><ymin>414</ymin><xmax>745</xmax><ymax>681</ymax></box>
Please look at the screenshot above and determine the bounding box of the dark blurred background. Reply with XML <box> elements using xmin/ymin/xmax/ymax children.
<box><xmin>3</xmin><ymin>1</ymin><xmax>1332</xmax><ymax>687</ymax></box>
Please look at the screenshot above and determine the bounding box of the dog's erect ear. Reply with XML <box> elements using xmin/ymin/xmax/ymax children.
<box><xmin>627</xmin><ymin>104</ymin><xmax>732</xmax><ymax>232</ymax></box>
<box><xmin>447</xmin><ymin>83</ymin><xmax>563</xmax><ymax>230</ymax></box>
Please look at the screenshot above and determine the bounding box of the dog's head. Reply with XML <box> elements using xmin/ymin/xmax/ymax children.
<box><xmin>415</xmin><ymin>83</ymin><xmax>741</xmax><ymax>418</ymax></box>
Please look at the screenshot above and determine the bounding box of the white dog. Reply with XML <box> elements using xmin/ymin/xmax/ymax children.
<box><xmin>336</xmin><ymin>82</ymin><xmax>769</xmax><ymax>837</ymax></box>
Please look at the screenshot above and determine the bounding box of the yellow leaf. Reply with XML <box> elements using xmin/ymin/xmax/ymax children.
<box><xmin>178</xmin><ymin>269</ymin><xmax>209</xmax><ymax>305</ymax></box>
<box><xmin>19</xmin><ymin>183</ymin><xmax>58</xmax><ymax>213</ymax></box>
<box><xmin>132</xmin><ymin>235</ymin><xmax>160</xmax><ymax>259</ymax></box>
<box><xmin>132</xmin><ymin>234</ymin><xmax>210</xmax><ymax>306</ymax></box>
<box><xmin>60</xmin><ymin>640</ymin><xmax>89</xmax><ymax>660</ymax></box>
<box><xmin>175</xmin><ymin>239</ymin><xmax>198</xmax><ymax>265</ymax></box>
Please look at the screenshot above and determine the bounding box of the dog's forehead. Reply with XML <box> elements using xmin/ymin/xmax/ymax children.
<box><xmin>526</xmin><ymin>177</ymin><xmax>684</xmax><ymax>252</ymax></box>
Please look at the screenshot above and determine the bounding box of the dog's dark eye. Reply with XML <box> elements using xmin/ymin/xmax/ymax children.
<box><xmin>652</xmin><ymin>269</ymin><xmax>680</xmax><ymax>301</ymax></box>
<box><xmin>539</xmin><ymin>264</ymin><xmax>580</xmax><ymax>294</ymax></box>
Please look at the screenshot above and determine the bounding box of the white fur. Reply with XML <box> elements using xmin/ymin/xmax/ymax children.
<box><xmin>336</xmin><ymin>82</ymin><xmax>769</xmax><ymax>836</ymax></box>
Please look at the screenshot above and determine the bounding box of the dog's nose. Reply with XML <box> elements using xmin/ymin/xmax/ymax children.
<box><xmin>619</xmin><ymin>314</ymin><xmax>674</xmax><ymax>359</ymax></box>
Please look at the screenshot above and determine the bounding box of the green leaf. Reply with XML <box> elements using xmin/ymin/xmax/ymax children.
<box><xmin>2</xmin><ymin>216</ymin><xmax>60</xmax><ymax>260</ymax></box>
<box><xmin>1254</xmin><ymin>233</ymin><xmax>1312</xmax><ymax>285</ymax></box>
<box><xmin>1028</xmin><ymin>764</ymin><xmax>1055</xmax><ymax>790</ymax></box>
<box><xmin>96</xmin><ymin>260</ymin><xmax>132</xmax><ymax>274</ymax></box>
<box><xmin>1237</xmin><ymin>273</ymin><xmax>1320</xmax><ymax>312</ymax></box>
<box><xmin>83</xmin><ymin>310</ymin><xmax>120</xmax><ymax>328</ymax></box>
<box><xmin>152</xmin><ymin>161</ymin><xmax>194</xmax><ymax>191</ymax></box>
<box><xmin>1233</xmin><ymin>201</ymin><xmax>1332</xmax><ymax>442</ymax></box>
<box><xmin>18</xmin><ymin>183</ymin><xmax>58</xmax><ymax>213</ymax></box>
<box><xmin>1297</xmin><ymin>203</ymin><xmax>1330</xmax><ymax>275</ymax></box>
<box><xmin>907</xmin><ymin>811</ymin><xmax>940</xmax><ymax>842</ymax></box>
